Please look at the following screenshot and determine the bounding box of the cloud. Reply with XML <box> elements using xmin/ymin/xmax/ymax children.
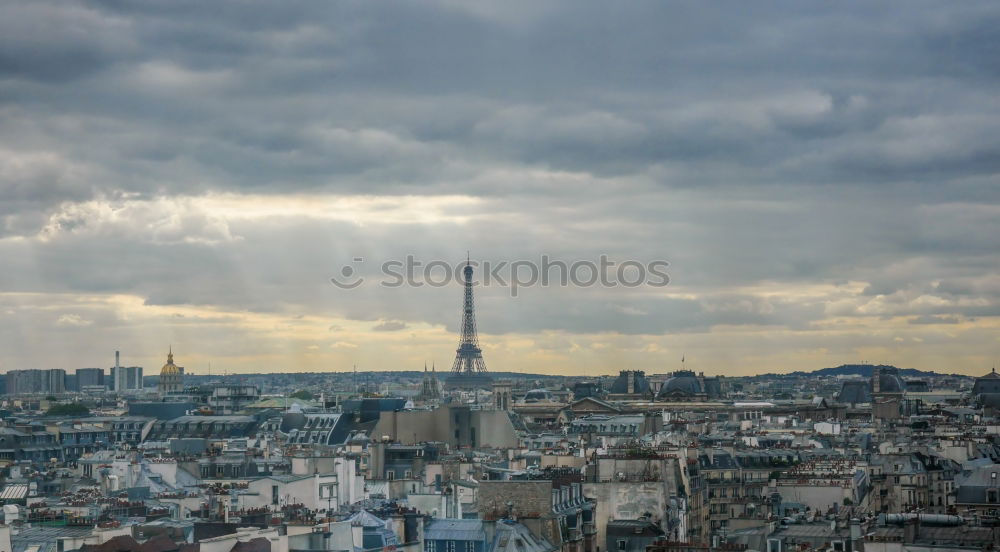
<box><xmin>56</xmin><ymin>314</ymin><xmax>92</xmax><ymax>327</ymax></box>
<box><xmin>909</xmin><ymin>315</ymin><xmax>963</xmax><ymax>325</ymax></box>
<box><xmin>372</xmin><ymin>320</ymin><xmax>408</xmax><ymax>332</ymax></box>
<box><xmin>0</xmin><ymin>0</ymin><xmax>998</xmax><ymax>375</ymax></box>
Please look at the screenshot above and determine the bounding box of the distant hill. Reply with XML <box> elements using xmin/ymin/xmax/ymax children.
<box><xmin>784</xmin><ymin>364</ymin><xmax>949</xmax><ymax>378</ymax></box>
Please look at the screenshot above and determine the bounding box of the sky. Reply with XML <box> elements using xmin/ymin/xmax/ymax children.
<box><xmin>1</xmin><ymin>1</ymin><xmax>999</xmax><ymax>377</ymax></box>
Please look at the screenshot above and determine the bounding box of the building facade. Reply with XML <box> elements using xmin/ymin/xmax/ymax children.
<box><xmin>6</xmin><ymin>369</ymin><xmax>67</xmax><ymax>395</ymax></box>
<box><xmin>111</xmin><ymin>365</ymin><xmax>144</xmax><ymax>392</ymax></box>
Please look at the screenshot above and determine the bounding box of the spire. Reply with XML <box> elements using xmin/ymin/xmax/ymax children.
<box><xmin>424</xmin><ymin>362</ymin><xmax>428</xmax><ymax>373</ymax></box>
<box><xmin>167</xmin><ymin>346</ymin><xmax>173</xmax><ymax>364</ymax></box>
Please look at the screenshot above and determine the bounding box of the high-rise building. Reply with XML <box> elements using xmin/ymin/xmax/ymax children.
<box><xmin>111</xmin><ymin>366</ymin><xmax>143</xmax><ymax>392</ymax></box>
<box><xmin>76</xmin><ymin>368</ymin><xmax>105</xmax><ymax>389</ymax></box>
<box><xmin>110</xmin><ymin>351</ymin><xmax>143</xmax><ymax>392</ymax></box>
<box><xmin>6</xmin><ymin>369</ymin><xmax>66</xmax><ymax>395</ymax></box>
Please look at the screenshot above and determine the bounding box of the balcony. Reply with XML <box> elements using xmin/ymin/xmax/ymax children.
<box><xmin>704</xmin><ymin>478</ymin><xmax>732</xmax><ymax>485</ymax></box>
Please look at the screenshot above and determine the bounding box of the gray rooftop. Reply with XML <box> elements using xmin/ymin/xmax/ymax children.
<box><xmin>426</xmin><ymin>519</ymin><xmax>486</xmax><ymax>542</ymax></box>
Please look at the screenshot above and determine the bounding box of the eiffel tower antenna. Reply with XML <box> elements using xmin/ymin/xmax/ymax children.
<box><xmin>447</xmin><ymin>255</ymin><xmax>491</xmax><ymax>388</ymax></box>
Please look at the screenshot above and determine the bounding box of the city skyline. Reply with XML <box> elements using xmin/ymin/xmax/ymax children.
<box><xmin>3</xmin><ymin>4</ymin><xmax>1000</xmax><ymax>552</ymax></box>
<box><xmin>1</xmin><ymin>2</ymin><xmax>999</xmax><ymax>376</ymax></box>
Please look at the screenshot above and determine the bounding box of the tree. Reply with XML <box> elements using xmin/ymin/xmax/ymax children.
<box><xmin>45</xmin><ymin>403</ymin><xmax>90</xmax><ymax>417</ymax></box>
<box><xmin>290</xmin><ymin>390</ymin><xmax>314</xmax><ymax>400</ymax></box>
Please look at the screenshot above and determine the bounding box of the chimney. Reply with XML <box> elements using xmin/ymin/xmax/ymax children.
<box><xmin>850</xmin><ymin>519</ymin><xmax>862</xmax><ymax>552</ymax></box>
<box><xmin>903</xmin><ymin>518</ymin><xmax>918</xmax><ymax>544</ymax></box>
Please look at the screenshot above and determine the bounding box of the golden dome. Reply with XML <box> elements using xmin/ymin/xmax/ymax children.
<box><xmin>161</xmin><ymin>349</ymin><xmax>181</xmax><ymax>375</ymax></box>
<box><xmin>161</xmin><ymin>363</ymin><xmax>179</xmax><ymax>375</ymax></box>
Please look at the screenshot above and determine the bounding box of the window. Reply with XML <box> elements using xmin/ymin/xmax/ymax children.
<box><xmin>447</xmin><ymin>542</ymin><xmax>456</xmax><ymax>552</ymax></box>
<box><xmin>466</xmin><ymin>543</ymin><xmax>475</xmax><ymax>552</ymax></box>
<box><xmin>405</xmin><ymin>470</ymin><xmax>413</xmax><ymax>478</ymax></box>
<box><xmin>617</xmin><ymin>539</ymin><xmax>627</xmax><ymax>551</ymax></box>
<box><xmin>387</xmin><ymin>471</ymin><xmax>395</xmax><ymax>481</ymax></box>
<box><xmin>426</xmin><ymin>542</ymin><xmax>436</xmax><ymax>552</ymax></box>
<box><xmin>271</xmin><ymin>485</ymin><xmax>279</xmax><ymax>506</ymax></box>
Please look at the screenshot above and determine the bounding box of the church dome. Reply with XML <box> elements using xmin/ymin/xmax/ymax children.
<box><xmin>658</xmin><ymin>370</ymin><xmax>703</xmax><ymax>397</ymax></box>
<box><xmin>160</xmin><ymin>350</ymin><xmax>181</xmax><ymax>375</ymax></box>
<box><xmin>873</xmin><ymin>367</ymin><xmax>906</xmax><ymax>393</ymax></box>
<box><xmin>973</xmin><ymin>367</ymin><xmax>1000</xmax><ymax>395</ymax></box>
<box><xmin>523</xmin><ymin>389</ymin><xmax>553</xmax><ymax>402</ymax></box>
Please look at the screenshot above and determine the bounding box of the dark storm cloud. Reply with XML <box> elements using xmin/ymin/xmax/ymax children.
<box><xmin>0</xmin><ymin>3</ymin><xmax>133</xmax><ymax>83</ymax></box>
<box><xmin>2</xmin><ymin>1</ymin><xmax>999</xmax><ymax>201</ymax></box>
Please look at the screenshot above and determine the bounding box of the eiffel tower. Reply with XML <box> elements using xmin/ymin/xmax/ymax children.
<box><xmin>445</xmin><ymin>257</ymin><xmax>493</xmax><ymax>389</ymax></box>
